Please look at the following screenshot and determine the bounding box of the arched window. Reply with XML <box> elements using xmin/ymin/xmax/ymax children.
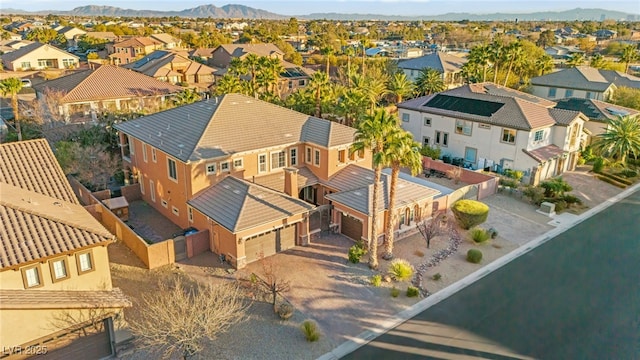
<box><xmin>404</xmin><ymin>208</ymin><xmax>411</xmax><ymax>226</ymax></box>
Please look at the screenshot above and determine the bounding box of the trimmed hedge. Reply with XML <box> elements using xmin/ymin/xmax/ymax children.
<box><xmin>596</xmin><ymin>175</ymin><xmax>627</xmax><ymax>188</ymax></box>
<box><xmin>451</xmin><ymin>200</ymin><xmax>490</xmax><ymax>230</ymax></box>
<box><xmin>600</xmin><ymin>171</ymin><xmax>633</xmax><ymax>186</ymax></box>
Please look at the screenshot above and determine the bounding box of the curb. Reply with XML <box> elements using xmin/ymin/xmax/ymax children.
<box><xmin>317</xmin><ymin>182</ymin><xmax>640</xmax><ymax>360</ymax></box>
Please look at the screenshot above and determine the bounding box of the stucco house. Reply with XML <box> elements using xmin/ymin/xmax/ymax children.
<box><xmin>124</xmin><ymin>50</ymin><xmax>217</xmax><ymax>89</ymax></box>
<box><xmin>33</xmin><ymin>64</ymin><xmax>183</xmax><ymax>122</ymax></box>
<box><xmin>398</xmin><ymin>52</ymin><xmax>468</xmax><ymax>88</ymax></box>
<box><xmin>530</xmin><ymin>66</ymin><xmax>640</xmax><ymax>102</ymax></box>
<box><xmin>0</xmin><ymin>139</ymin><xmax>130</xmax><ymax>358</ymax></box>
<box><xmin>113</xmin><ymin>94</ymin><xmax>440</xmax><ymax>268</ymax></box>
<box><xmin>398</xmin><ymin>83</ymin><xmax>589</xmax><ymax>185</ymax></box>
<box><xmin>106</xmin><ymin>37</ymin><xmax>163</xmax><ymax>65</ymax></box>
<box><xmin>1</xmin><ymin>42</ymin><xmax>79</xmax><ymax>71</ymax></box>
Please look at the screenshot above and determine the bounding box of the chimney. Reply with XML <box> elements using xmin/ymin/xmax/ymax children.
<box><xmin>283</xmin><ymin>168</ymin><xmax>298</xmax><ymax>197</ymax></box>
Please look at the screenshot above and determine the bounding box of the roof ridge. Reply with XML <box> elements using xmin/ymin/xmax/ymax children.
<box><xmin>63</xmin><ymin>66</ymin><xmax>104</xmax><ymax>101</ymax></box>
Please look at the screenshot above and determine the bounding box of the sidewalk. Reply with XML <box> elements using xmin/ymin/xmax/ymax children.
<box><xmin>319</xmin><ymin>182</ymin><xmax>640</xmax><ymax>360</ymax></box>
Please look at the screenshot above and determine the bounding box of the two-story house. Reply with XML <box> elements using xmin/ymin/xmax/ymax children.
<box><xmin>114</xmin><ymin>94</ymin><xmax>440</xmax><ymax>268</ymax></box>
<box><xmin>0</xmin><ymin>139</ymin><xmax>130</xmax><ymax>358</ymax></box>
<box><xmin>530</xmin><ymin>66</ymin><xmax>640</xmax><ymax>102</ymax></box>
<box><xmin>124</xmin><ymin>50</ymin><xmax>217</xmax><ymax>89</ymax></box>
<box><xmin>397</xmin><ymin>52</ymin><xmax>468</xmax><ymax>88</ymax></box>
<box><xmin>399</xmin><ymin>83</ymin><xmax>589</xmax><ymax>185</ymax></box>
<box><xmin>107</xmin><ymin>37</ymin><xmax>163</xmax><ymax>65</ymax></box>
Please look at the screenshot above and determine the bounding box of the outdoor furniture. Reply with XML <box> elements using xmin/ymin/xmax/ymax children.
<box><xmin>102</xmin><ymin>196</ymin><xmax>129</xmax><ymax>221</ymax></box>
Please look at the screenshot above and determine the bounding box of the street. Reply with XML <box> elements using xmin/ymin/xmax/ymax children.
<box><xmin>344</xmin><ymin>189</ymin><xmax>640</xmax><ymax>360</ymax></box>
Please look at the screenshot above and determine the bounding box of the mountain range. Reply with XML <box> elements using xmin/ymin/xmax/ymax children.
<box><xmin>1</xmin><ymin>4</ymin><xmax>636</xmax><ymax>21</ymax></box>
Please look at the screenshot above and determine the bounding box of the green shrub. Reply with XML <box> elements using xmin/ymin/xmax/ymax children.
<box><xmin>540</xmin><ymin>177</ymin><xmax>572</xmax><ymax>198</ymax></box>
<box><xmin>504</xmin><ymin>169</ymin><xmax>524</xmax><ymax>182</ymax></box>
<box><xmin>451</xmin><ymin>200</ymin><xmax>490</xmax><ymax>230</ymax></box>
<box><xmin>388</xmin><ymin>259</ymin><xmax>414</xmax><ymax>281</ymax></box>
<box><xmin>348</xmin><ymin>241</ymin><xmax>367</xmax><ymax>264</ymax></box>
<box><xmin>421</xmin><ymin>145</ymin><xmax>441</xmax><ymax>160</ymax></box>
<box><xmin>596</xmin><ymin>174</ymin><xmax>627</xmax><ymax>188</ymax></box>
<box><xmin>562</xmin><ymin>194</ymin><xmax>582</xmax><ymax>205</ymax></box>
<box><xmin>618</xmin><ymin>169</ymin><xmax>638</xmax><ymax>178</ymax></box>
<box><xmin>600</xmin><ymin>172</ymin><xmax>633</xmax><ymax>185</ymax></box>
<box><xmin>276</xmin><ymin>302</ymin><xmax>294</xmax><ymax>320</ymax></box>
<box><xmin>432</xmin><ymin>273</ymin><xmax>442</xmax><ymax>281</ymax></box>
<box><xmin>301</xmin><ymin>320</ymin><xmax>321</xmax><ymax>342</ymax></box>
<box><xmin>470</xmin><ymin>228</ymin><xmax>490</xmax><ymax>243</ymax></box>
<box><xmin>577</xmin><ymin>157</ymin><xmax>586</xmax><ymax>165</ymax></box>
<box><xmin>499</xmin><ymin>178</ymin><xmax>519</xmax><ymax>188</ymax></box>
<box><xmin>370</xmin><ymin>275</ymin><xmax>382</xmax><ymax>287</ymax></box>
<box><xmin>554</xmin><ymin>200</ymin><xmax>567</xmax><ymax>212</ymax></box>
<box><xmin>523</xmin><ymin>185</ymin><xmax>545</xmax><ymax>205</ymax></box>
<box><xmin>390</xmin><ymin>287</ymin><xmax>400</xmax><ymax>297</ymax></box>
<box><xmin>466</xmin><ymin>249</ymin><xmax>483</xmax><ymax>264</ymax></box>
<box><xmin>406</xmin><ymin>286</ymin><xmax>420</xmax><ymax>297</ymax></box>
<box><xmin>593</xmin><ymin>157</ymin><xmax>604</xmax><ymax>173</ymax></box>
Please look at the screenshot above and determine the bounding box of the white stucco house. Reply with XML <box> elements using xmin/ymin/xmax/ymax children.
<box><xmin>398</xmin><ymin>83</ymin><xmax>589</xmax><ymax>185</ymax></box>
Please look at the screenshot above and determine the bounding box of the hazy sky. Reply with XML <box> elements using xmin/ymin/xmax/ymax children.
<box><xmin>10</xmin><ymin>0</ymin><xmax>640</xmax><ymax>15</ymax></box>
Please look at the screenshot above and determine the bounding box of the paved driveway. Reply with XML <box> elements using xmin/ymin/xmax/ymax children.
<box><xmin>236</xmin><ymin>234</ymin><xmax>418</xmax><ymax>346</ymax></box>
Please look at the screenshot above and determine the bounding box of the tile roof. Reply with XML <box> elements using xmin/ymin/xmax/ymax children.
<box><xmin>530</xmin><ymin>66</ymin><xmax>640</xmax><ymax>91</ymax></box>
<box><xmin>252</xmin><ymin>166</ymin><xmax>319</xmax><ymax>193</ymax></box>
<box><xmin>187</xmin><ymin>176</ymin><xmax>314</xmax><ymax>233</ymax></box>
<box><xmin>33</xmin><ymin>65</ymin><xmax>183</xmax><ymax>103</ymax></box>
<box><xmin>0</xmin><ymin>140</ymin><xmax>113</xmax><ymax>269</ymax></box>
<box><xmin>554</xmin><ymin>98</ymin><xmax>639</xmax><ymax>123</ymax></box>
<box><xmin>124</xmin><ymin>50</ymin><xmax>217</xmax><ymax>78</ymax></box>
<box><xmin>0</xmin><ymin>288</ymin><xmax>131</xmax><ymax>309</ymax></box>
<box><xmin>1</xmin><ymin>42</ymin><xmax>78</xmax><ymax>64</ymax></box>
<box><xmin>114</xmin><ymin>36</ymin><xmax>161</xmax><ymax>48</ymax></box>
<box><xmin>398</xmin><ymin>83</ymin><xmax>581</xmax><ymax>131</ymax></box>
<box><xmin>0</xmin><ymin>139</ymin><xmax>77</xmax><ymax>203</ymax></box>
<box><xmin>523</xmin><ymin>144</ymin><xmax>565</xmax><ymax>163</ymax></box>
<box><xmin>114</xmin><ymin>93</ymin><xmax>356</xmax><ymax>163</ymax></box>
<box><xmin>190</xmin><ymin>48</ymin><xmax>216</xmax><ymax>57</ymax></box>
<box><xmin>398</xmin><ymin>52</ymin><xmax>467</xmax><ymax>72</ymax></box>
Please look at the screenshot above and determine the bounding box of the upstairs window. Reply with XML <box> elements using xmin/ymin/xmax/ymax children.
<box><xmin>258</xmin><ymin>154</ymin><xmax>267</xmax><ymax>173</ymax></box>
<box><xmin>168</xmin><ymin>158</ymin><xmax>178</xmax><ymax>181</ymax></box>
<box><xmin>314</xmin><ymin>149</ymin><xmax>321</xmax><ymax>166</ymax></box>
<box><xmin>455</xmin><ymin>120</ymin><xmax>472</xmax><ymax>136</ymax></box>
<box><xmin>502</xmin><ymin>129</ymin><xmax>516</xmax><ymax>143</ymax></box>
<box><xmin>402</xmin><ymin>113</ymin><xmax>410</xmax><ymax>122</ymax></box>
<box><xmin>534</xmin><ymin>130</ymin><xmax>544</xmax><ymax>142</ymax></box>
<box><xmin>271</xmin><ymin>151</ymin><xmax>286</xmax><ymax>170</ymax></box>
<box><xmin>548</xmin><ymin>88</ymin><xmax>557</xmax><ymax>98</ymax></box>
<box><xmin>206</xmin><ymin>163</ymin><xmax>217</xmax><ymax>175</ymax></box>
<box><xmin>290</xmin><ymin>148</ymin><xmax>297</xmax><ymax>166</ymax></box>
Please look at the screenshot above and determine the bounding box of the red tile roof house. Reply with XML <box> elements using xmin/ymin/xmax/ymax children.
<box><xmin>114</xmin><ymin>94</ymin><xmax>440</xmax><ymax>268</ymax></box>
<box><xmin>32</xmin><ymin>65</ymin><xmax>183</xmax><ymax>123</ymax></box>
<box><xmin>0</xmin><ymin>139</ymin><xmax>131</xmax><ymax>358</ymax></box>
<box><xmin>106</xmin><ymin>36</ymin><xmax>163</xmax><ymax>65</ymax></box>
<box><xmin>124</xmin><ymin>50</ymin><xmax>218</xmax><ymax>90</ymax></box>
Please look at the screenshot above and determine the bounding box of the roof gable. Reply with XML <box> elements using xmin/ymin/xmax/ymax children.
<box><xmin>1</xmin><ymin>42</ymin><xmax>78</xmax><ymax>63</ymax></box>
<box><xmin>531</xmin><ymin>66</ymin><xmax>640</xmax><ymax>91</ymax></box>
<box><xmin>398</xmin><ymin>52</ymin><xmax>467</xmax><ymax>72</ymax></box>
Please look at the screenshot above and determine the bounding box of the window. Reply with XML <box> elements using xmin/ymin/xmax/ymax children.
<box><xmin>502</xmin><ymin>128</ymin><xmax>516</xmax><ymax>143</ymax></box>
<box><xmin>548</xmin><ymin>87</ymin><xmax>557</xmax><ymax>98</ymax></box>
<box><xmin>305</xmin><ymin>147</ymin><xmax>312</xmax><ymax>163</ymax></box>
<box><xmin>290</xmin><ymin>148</ymin><xmax>297</xmax><ymax>166</ymax></box>
<box><xmin>142</xmin><ymin>143</ymin><xmax>148</xmax><ymax>162</ymax></box>
<box><xmin>402</xmin><ymin>113</ymin><xmax>410</xmax><ymax>122</ymax></box>
<box><xmin>423</xmin><ymin>117</ymin><xmax>432</xmax><ymax>126</ymax></box>
<box><xmin>399</xmin><ymin>211</ymin><xmax>406</xmax><ymax>227</ymax></box>
<box><xmin>288</xmin><ymin>80</ymin><xmax>293</xmax><ymax>89</ymax></box>
<box><xmin>22</xmin><ymin>265</ymin><xmax>42</xmax><ymax>288</ymax></box>
<box><xmin>161</xmin><ymin>199</ymin><xmax>168</xmax><ymax>208</ymax></box>
<box><xmin>76</xmin><ymin>252</ymin><xmax>94</xmax><ymax>274</ymax></box>
<box><xmin>127</xmin><ymin>135</ymin><xmax>135</xmax><ymax>155</ymax></box>
<box><xmin>172</xmin><ymin>206</ymin><xmax>179</xmax><ymax>216</ymax></box>
<box><xmin>464</xmin><ymin>147</ymin><xmax>477</xmax><ymax>163</ymax></box>
<box><xmin>167</xmin><ymin>158</ymin><xmax>177</xmax><ymax>181</ymax></box>
<box><xmin>20</xmin><ymin>61</ymin><xmax>31</xmax><ymax>69</ymax></box>
<box><xmin>206</xmin><ymin>163</ymin><xmax>217</xmax><ymax>175</ymax></box>
<box><xmin>233</xmin><ymin>159</ymin><xmax>243</xmax><ymax>169</ymax></box>
<box><xmin>586</xmin><ymin>91</ymin><xmax>593</xmax><ymax>99</ymax></box>
<box><xmin>299</xmin><ymin>79</ymin><xmax>305</xmax><ymax>86</ymax></box>
<box><xmin>455</xmin><ymin>119</ymin><xmax>472</xmax><ymax>136</ymax></box>
<box><xmin>422</xmin><ymin>137</ymin><xmax>430</xmax><ymax>147</ymax></box>
<box><xmin>188</xmin><ymin>206</ymin><xmax>193</xmax><ymax>223</ymax></box>
<box><xmin>303</xmin><ymin>186</ymin><xmax>315</xmax><ymax>203</ymax></box>
<box><xmin>338</xmin><ymin>149</ymin><xmax>346</xmax><ymax>163</ymax></box>
<box><xmin>565</xmin><ymin>89</ymin><xmax>573</xmax><ymax>97</ymax></box>
<box><xmin>270</xmin><ymin>151</ymin><xmax>286</xmax><ymax>170</ymax></box>
<box><xmin>534</xmin><ymin>130</ymin><xmax>544</xmax><ymax>142</ymax></box>
<box><xmin>220</xmin><ymin>161</ymin><xmax>230</xmax><ymax>172</ymax></box>
<box><xmin>358</xmin><ymin>149</ymin><xmax>365</xmax><ymax>159</ymax></box>
<box><xmin>435</xmin><ymin>131</ymin><xmax>448</xmax><ymax>146</ymax></box>
<box><xmin>149</xmin><ymin>180</ymin><xmax>155</xmax><ymax>202</ymax></box>
<box><xmin>479</xmin><ymin>123</ymin><xmax>491</xmax><ymax>129</ymax></box>
<box><xmin>314</xmin><ymin>149</ymin><xmax>321</xmax><ymax>166</ymax></box>
<box><xmin>140</xmin><ymin>177</ymin><xmax>145</xmax><ymax>194</ymax></box>
<box><xmin>151</xmin><ymin>148</ymin><xmax>157</xmax><ymax>162</ymax></box>
<box><xmin>258</xmin><ymin>154</ymin><xmax>267</xmax><ymax>173</ymax></box>
<box><xmin>62</xmin><ymin>58</ymin><xmax>75</xmax><ymax>68</ymax></box>
<box><xmin>50</xmin><ymin>258</ymin><xmax>69</xmax><ymax>282</ymax></box>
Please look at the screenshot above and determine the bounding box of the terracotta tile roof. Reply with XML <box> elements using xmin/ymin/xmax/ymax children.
<box><xmin>0</xmin><ymin>140</ymin><xmax>114</xmax><ymax>269</ymax></box>
<box><xmin>211</xmin><ymin>43</ymin><xmax>285</xmax><ymax>68</ymax></box>
<box><xmin>0</xmin><ymin>139</ymin><xmax>77</xmax><ymax>203</ymax></box>
<box><xmin>114</xmin><ymin>93</ymin><xmax>356</xmax><ymax>163</ymax></box>
<box><xmin>188</xmin><ymin>176</ymin><xmax>314</xmax><ymax>233</ymax></box>
<box><xmin>190</xmin><ymin>48</ymin><xmax>216</xmax><ymax>57</ymax></box>
<box><xmin>252</xmin><ymin>166</ymin><xmax>319</xmax><ymax>193</ymax></box>
<box><xmin>114</xmin><ymin>36</ymin><xmax>161</xmax><ymax>48</ymax></box>
<box><xmin>34</xmin><ymin>65</ymin><xmax>183</xmax><ymax>103</ymax></box>
<box><xmin>522</xmin><ymin>144</ymin><xmax>565</xmax><ymax>163</ymax></box>
<box><xmin>0</xmin><ymin>288</ymin><xmax>131</xmax><ymax>309</ymax></box>
<box><xmin>125</xmin><ymin>50</ymin><xmax>217</xmax><ymax>78</ymax></box>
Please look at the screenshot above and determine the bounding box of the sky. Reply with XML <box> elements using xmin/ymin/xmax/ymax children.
<box><xmin>6</xmin><ymin>0</ymin><xmax>640</xmax><ymax>15</ymax></box>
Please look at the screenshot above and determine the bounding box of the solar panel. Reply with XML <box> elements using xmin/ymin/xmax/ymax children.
<box><xmin>424</xmin><ymin>94</ymin><xmax>504</xmax><ymax>117</ymax></box>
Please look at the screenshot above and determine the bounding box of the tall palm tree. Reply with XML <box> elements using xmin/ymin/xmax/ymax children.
<box><xmin>242</xmin><ymin>53</ymin><xmax>261</xmax><ymax>98</ymax></box>
<box><xmin>321</xmin><ymin>46</ymin><xmax>334</xmax><ymax>77</ymax></box>
<box><xmin>174</xmin><ymin>88</ymin><xmax>201</xmax><ymax>106</ymax></box>
<box><xmin>386</xmin><ymin>72</ymin><xmax>414</xmax><ymax>106</ymax></box>
<box><xmin>415</xmin><ymin>68</ymin><xmax>445</xmax><ymax>96</ymax></box>
<box><xmin>308</xmin><ymin>71</ymin><xmax>330</xmax><ymax>118</ymax></box>
<box><xmin>351</xmin><ymin>109</ymin><xmax>396</xmax><ymax>270</ymax></box>
<box><xmin>590</xmin><ymin>54</ymin><xmax>606</xmax><ymax>69</ymax></box>
<box><xmin>380</xmin><ymin>130</ymin><xmax>423</xmax><ymax>260</ymax></box>
<box><xmin>535</xmin><ymin>55</ymin><xmax>554</xmax><ymax>76</ymax></box>
<box><xmin>344</xmin><ymin>46</ymin><xmax>355</xmax><ymax>86</ymax></box>
<box><xmin>0</xmin><ymin>77</ymin><xmax>24</xmax><ymax>141</ymax></box>
<box><xmin>215</xmin><ymin>74</ymin><xmax>244</xmax><ymax>95</ymax></box>
<box><xmin>489</xmin><ymin>41</ymin><xmax>505</xmax><ymax>83</ymax></box>
<box><xmin>566</xmin><ymin>53</ymin><xmax>585</xmax><ymax>68</ymax></box>
<box><xmin>259</xmin><ymin>57</ymin><xmax>285</xmax><ymax>96</ymax></box>
<box><xmin>503</xmin><ymin>41</ymin><xmax>524</xmax><ymax>86</ymax></box>
<box><xmin>468</xmin><ymin>44</ymin><xmax>491</xmax><ymax>82</ymax></box>
<box><xmin>336</xmin><ymin>87</ymin><xmax>368</xmax><ymax>126</ymax></box>
<box><xmin>620</xmin><ymin>45</ymin><xmax>639</xmax><ymax>74</ymax></box>
<box><xmin>593</xmin><ymin>115</ymin><xmax>640</xmax><ymax>164</ymax></box>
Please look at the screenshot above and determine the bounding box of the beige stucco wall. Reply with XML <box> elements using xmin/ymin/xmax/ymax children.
<box><xmin>6</xmin><ymin>45</ymin><xmax>79</xmax><ymax>71</ymax></box>
<box><xmin>530</xmin><ymin>84</ymin><xmax>614</xmax><ymax>102</ymax></box>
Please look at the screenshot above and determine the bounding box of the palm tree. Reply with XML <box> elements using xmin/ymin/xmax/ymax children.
<box><xmin>0</xmin><ymin>77</ymin><xmax>24</xmax><ymax>141</ymax></box>
<box><xmin>174</xmin><ymin>89</ymin><xmax>201</xmax><ymax>106</ymax></box>
<box><xmin>241</xmin><ymin>53</ymin><xmax>261</xmax><ymax>98</ymax></box>
<box><xmin>351</xmin><ymin>109</ymin><xmax>396</xmax><ymax>270</ymax></box>
<box><xmin>620</xmin><ymin>45</ymin><xmax>639</xmax><ymax>74</ymax></box>
<box><xmin>566</xmin><ymin>53</ymin><xmax>585</xmax><ymax>68</ymax></box>
<box><xmin>380</xmin><ymin>130</ymin><xmax>423</xmax><ymax>260</ymax></box>
<box><xmin>535</xmin><ymin>55</ymin><xmax>554</xmax><ymax>76</ymax></box>
<box><xmin>321</xmin><ymin>46</ymin><xmax>334</xmax><ymax>77</ymax></box>
<box><xmin>503</xmin><ymin>41</ymin><xmax>524</xmax><ymax>86</ymax></box>
<box><xmin>307</xmin><ymin>72</ymin><xmax>330</xmax><ymax>118</ymax></box>
<box><xmin>467</xmin><ymin>44</ymin><xmax>491</xmax><ymax>82</ymax></box>
<box><xmin>336</xmin><ymin>88</ymin><xmax>368</xmax><ymax>126</ymax></box>
<box><xmin>593</xmin><ymin>115</ymin><xmax>640</xmax><ymax>164</ymax></box>
<box><xmin>215</xmin><ymin>74</ymin><xmax>244</xmax><ymax>95</ymax></box>
<box><xmin>344</xmin><ymin>46</ymin><xmax>355</xmax><ymax>86</ymax></box>
<box><xmin>415</xmin><ymin>68</ymin><xmax>445</xmax><ymax>96</ymax></box>
<box><xmin>386</xmin><ymin>72</ymin><xmax>414</xmax><ymax>106</ymax></box>
<box><xmin>489</xmin><ymin>41</ymin><xmax>505</xmax><ymax>83</ymax></box>
<box><xmin>259</xmin><ymin>57</ymin><xmax>284</xmax><ymax>96</ymax></box>
<box><xmin>590</xmin><ymin>54</ymin><xmax>606</xmax><ymax>69</ymax></box>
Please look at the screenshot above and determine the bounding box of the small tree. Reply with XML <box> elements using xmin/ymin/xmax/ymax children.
<box><xmin>416</xmin><ymin>211</ymin><xmax>449</xmax><ymax>248</ymax></box>
<box><xmin>254</xmin><ymin>254</ymin><xmax>291</xmax><ymax>307</ymax></box>
<box><xmin>130</xmin><ymin>279</ymin><xmax>248</xmax><ymax>360</ymax></box>
<box><xmin>451</xmin><ymin>200</ymin><xmax>489</xmax><ymax>230</ymax></box>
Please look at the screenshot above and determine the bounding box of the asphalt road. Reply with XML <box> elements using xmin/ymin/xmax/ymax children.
<box><xmin>344</xmin><ymin>189</ymin><xmax>640</xmax><ymax>360</ymax></box>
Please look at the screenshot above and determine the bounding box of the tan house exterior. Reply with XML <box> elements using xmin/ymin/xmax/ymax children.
<box><xmin>398</xmin><ymin>52</ymin><xmax>468</xmax><ymax>89</ymax></box>
<box><xmin>1</xmin><ymin>42</ymin><xmax>79</xmax><ymax>71</ymax></box>
<box><xmin>107</xmin><ymin>37</ymin><xmax>163</xmax><ymax>65</ymax></box>
<box><xmin>114</xmin><ymin>94</ymin><xmax>440</xmax><ymax>268</ymax></box>
<box><xmin>124</xmin><ymin>50</ymin><xmax>217</xmax><ymax>89</ymax></box>
<box><xmin>0</xmin><ymin>139</ymin><xmax>130</xmax><ymax>358</ymax></box>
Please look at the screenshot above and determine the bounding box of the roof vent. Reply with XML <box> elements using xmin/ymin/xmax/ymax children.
<box><xmin>222</xmin><ymin>184</ymin><xmax>230</xmax><ymax>189</ymax></box>
<box><xmin>354</xmin><ymin>191</ymin><xmax>362</xmax><ymax>196</ymax></box>
<box><xmin>233</xmin><ymin>190</ymin><xmax>241</xmax><ymax>194</ymax></box>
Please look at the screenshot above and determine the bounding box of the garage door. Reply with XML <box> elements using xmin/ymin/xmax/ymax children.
<box><xmin>244</xmin><ymin>224</ymin><xmax>298</xmax><ymax>264</ymax></box>
<box><xmin>341</xmin><ymin>213</ymin><xmax>363</xmax><ymax>241</ymax></box>
<box><xmin>278</xmin><ymin>224</ymin><xmax>296</xmax><ymax>252</ymax></box>
<box><xmin>35</xmin><ymin>321</ymin><xmax>112</xmax><ymax>360</ymax></box>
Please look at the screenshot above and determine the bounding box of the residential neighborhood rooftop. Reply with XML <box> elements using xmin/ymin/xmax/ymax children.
<box><xmin>531</xmin><ymin>66</ymin><xmax>640</xmax><ymax>91</ymax></box>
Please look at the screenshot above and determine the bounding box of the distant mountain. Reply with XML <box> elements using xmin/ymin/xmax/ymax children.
<box><xmin>0</xmin><ymin>5</ymin><xmax>635</xmax><ymax>21</ymax></box>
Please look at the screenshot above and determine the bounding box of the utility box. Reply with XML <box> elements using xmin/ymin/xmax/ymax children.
<box><xmin>538</xmin><ymin>201</ymin><xmax>556</xmax><ymax>217</ymax></box>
